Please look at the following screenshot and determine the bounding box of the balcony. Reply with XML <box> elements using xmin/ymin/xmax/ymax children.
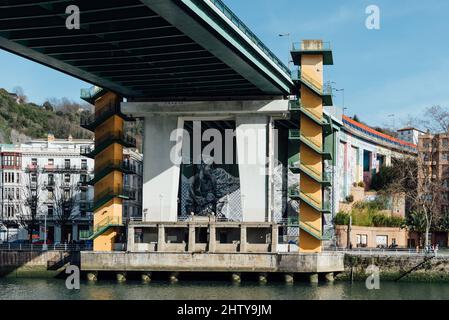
<box><xmin>80</xmin><ymin>102</ymin><xmax>134</xmax><ymax>132</ymax></box>
<box><xmin>43</xmin><ymin>180</ymin><xmax>55</xmax><ymax>189</ymax></box>
<box><xmin>25</xmin><ymin>164</ymin><xmax>38</xmax><ymax>172</ymax></box>
<box><xmin>291</xmin><ymin>40</ymin><xmax>333</xmax><ymax>65</ymax></box>
<box><xmin>288</xmin><ymin>188</ymin><xmax>330</xmax><ymax>213</ymax></box>
<box><xmin>88</xmin><ymin>160</ymin><xmax>137</xmax><ymax>186</ymax></box>
<box><xmin>42</xmin><ymin>164</ymin><xmax>90</xmax><ymax>173</ymax></box>
<box><xmin>79</xmin><ymin>216</ymin><xmax>123</xmax><ymax>240</ymax></box>
<box><xmin>289</xmin><ymin>101</ymin><xmax>326</xmax><ymax>126</ymax></box>
<box><xmin>298</xmin><ymin>162</ymin><xmax>332</xmax><ymax>186</ymax></box>
<box><xmin>81</xmin><ymin>132</ymin><xmax>136</xmax><ymax>159</ymax></box>
<box><xmin>290</xmin><ymin>70</ymin><xmax>333</xmax><ymax>106</ymax></box>
<box><xmin>93</xmin><ymin>187</ymin><xmax>136</xmax><ymax>211</ymax></box>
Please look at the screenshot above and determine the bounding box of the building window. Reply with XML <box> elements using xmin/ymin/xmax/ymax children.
<box><xmin>31</xmin><ymin>158</ymin><xmax>37</xmax><ymax>166</ymax></box>
<box><xmin>48</xmin><ymin>190</ymin><xmax>54</xmax><ymax>200</ymax></box>
<box><xmin>81</xmin><ymin>159</ymin><xmax>87</xmax><ymax>170</ymax></box>
<box><xmin>48</xmin><ymin>158</ymin><xmax>54</xmax><ymax>166</ymax></box>
<box><xmin>64</xmin><ymin>159</ymin><xmax>70</xmax><ymax>169</ymax></box>
<box><xmin>356</xmin><ymin>234</ymin><xmax>368</xmax><ymax>248</ymax></box>
<box><xmin>443</xmin><ymin>139</ymin><xmax>449</xmax><ymax>148</ymax></box>
<box><xmin>48</xmin><ymin>205</ymin><xmax>53</xmax><ymax>216</ymax></box>
<box><xmin>64</xmin><ymin>174</ymin><xmax>70</xmax><ymax>184</ymax></box>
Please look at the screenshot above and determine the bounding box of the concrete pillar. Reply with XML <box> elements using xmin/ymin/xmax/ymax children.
<box><xmin>87</xmin><ymin>272</ymin><xmax>98</xmax><ymax>282</ymax></box>
<box><xmin>258</xmin><ymin>273</ymin><xmax>268</xmax><ymax>284</ymax></box>
<box><xmin>127</xmin><ymin>226</ymin><xmax>135</xmax><ymax>252</ymax></box>
<box><xmin>141</xmin><ymin>272</ymin><xmax>152</xmax><ymax>283</ymax></box>
<box><xmin>284</xmin><ymin>273</ymin><xmax>294</xmax><ymax>284</ymax></box>
<box><xmin>158</xmin><ymin>224</ymin><xmax>165</xmax><ymax>252</ymax></box>
<box><xmin>116</xmin><ymin>272</ymin><xmax>126</xmax><ymax>282</ymax></box>
<box><xmin>169</xmin><ymin>272</ymin><xmax>179</xmax><ymax>283</ymax></box>
<box><xmin>72</xmin><ymin>224</ymin><xmax>78</xmax><ymax>241</ymax></box>
<box><xmin>240</xmin><ymin>225</ymin><xmax>247</xmax><ymax>253</ymax></box>
<box><xmin>188</xmin><ymin>224</ymin><xmax>196</xmax><ymax>252</ymax></box>
<box><xmin>309</xmin><ymin>273</ymin><xmax>319</xmax><ymax>284</ymax></box>
<box><xmin>231</xmin><ymin>273</ymin><xmax>241</xmax><ymax>283</ymax></box>
<box><xmin>142</xmin><ymin>115</ymin><xmax>182</xmax><ymax>222</ymax></box>
<box><xmin>236</xmin><ymin>115</ymin><xmax>268</xmax><ymax>222</ymax></box>
<box><xmin>325</xmin><ymin>272</ymin><xmax>335</xmax><ymax>282</ymax></box>
<box><xmin>208</xmin><ymin>224</ymin><xmax>216</xmax><ymax>253</ymax></box>
<box><xmin>271</xmin><ymin>224</ymin><xmax>278</xmax><ymax>253</ymax></box>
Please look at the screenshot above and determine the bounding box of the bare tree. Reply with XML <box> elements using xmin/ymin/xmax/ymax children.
<box><xmin>421</xmin><ymin>105</ymin><xmax>449</xmax><ymax>134</ymax></box>
<box><xmin>18</xmin><ymin>168</ymin><xmax>45</xmax><ymax>241</ymax></box>
<box><xmin>52</xmin><ymin>173</ymin><xmax>79</xmax><ymax>243</ymax></box>
<box><xmin>383</xmin><ymin>155</ymin><xmax>442</xmax><ymax>250</ymax></box>
<box><xmin>12</xmin><ymin>86</ymin><xmax>27</xmax><ymax>104</ymax></box>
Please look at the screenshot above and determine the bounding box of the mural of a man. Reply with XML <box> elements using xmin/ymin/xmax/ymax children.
<box><xmin>186</xmin><ymin>161</ymin><xmax>218</xmax><ymax>216</ymax></box>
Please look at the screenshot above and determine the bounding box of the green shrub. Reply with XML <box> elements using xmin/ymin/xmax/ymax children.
<box><xmin>334</xmin><ymin>212</ymin><xmax>350</xmax><ymax>225</ymax></box>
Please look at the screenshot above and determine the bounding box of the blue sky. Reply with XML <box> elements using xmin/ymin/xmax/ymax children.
<box><xmin>1</xmin><ymin>0</ymin><xmax>449</xmax><ymax>128</ymax></box>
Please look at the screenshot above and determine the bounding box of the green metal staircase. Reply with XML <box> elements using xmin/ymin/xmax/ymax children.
<box><xmin>79</xmin><ymin>216</ymin><xmax>123</xmax><ymax>240</ymax></box>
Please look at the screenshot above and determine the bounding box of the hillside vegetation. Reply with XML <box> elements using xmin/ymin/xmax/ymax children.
<box><xmin>0</xmin><ymin>88</ymin><xmax>92</xmax><ymax>143</ymax></box>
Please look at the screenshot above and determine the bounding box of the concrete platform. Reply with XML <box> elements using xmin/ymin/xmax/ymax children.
<box><xmin>80</xmin><ymin>251</ymin><xmax>344</xmax><ymax>274</ymax></box>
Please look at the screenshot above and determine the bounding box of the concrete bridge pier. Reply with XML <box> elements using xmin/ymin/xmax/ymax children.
<box><xmin>284</xmin><ymin>273</ymin><xmax>294</xmax><ymax>284</ymax></box>
<box><xmin>258</xmin><ymin>273</ymin><xmax>268</xmax><ymax>284</ymax></box>
<box><xmin>231</xmin><ymin>273</ymin><xmax>241</xmax><ymax>283</ymax></box>
<box><xmin>309</xmin><ymin>273</ymin><xmax>319</xmax><ymax>284</ymax></box>
<box><xmin>116</xmin><ymin>272</ymin><xmax>127</xmax><ymax>282</ymax></box>
<box><xmin>141</xmin><ymin>272</ymin><xmax>152</xmax><ymax>283</ymax></box>
<box><xmin>169</xmin><ymin>272</ymin><xmax>179</xmax><ymax>283</ymax></box>
<box><xmin>325</xmin><ymin>272</ymin><xmax>335</xmax><ymax>282</ymax></box>
<box><xmin>87</xmin><ymin>271</ymin><xmax>98</xmax><ymax>282</ymax></box>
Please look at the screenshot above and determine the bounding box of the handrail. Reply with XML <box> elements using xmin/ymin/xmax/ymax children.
<box><xmin>292</xmin><ymin>41</ymin><xmax>331</xmax><ymax>51</ymax></box>
<box><xmin>95</xmin><ymin>159</ymin><xmax>136</xmax><ymax>174</ymax></box>
<box><xmin>300</xmin><ymin>71</ymin><xmax>323</xmax><ymax>91</ymax></box>
<box><xmin>94</xmin><ymin>186</ymin><xmax>136</xmax><ymax>202</ymax></box>
<box><xmin>300</xmin><ymin>190</ymin><xmax>321</xmax><ymax>207</ymax></box>
<box><xmin>301</xmin><ymin>133</ymin><xmax>322</xmax><ymax>149</ymax></box>
<box><xmin>95</xmin><ymin>131</ymin><xmax>136</xmax><ymax>148</ymax></box>
<box><xmin>208</xmin><ymin>0</ymin><xmax>290</xmax><ymax>76</ymax></box>
<box><xmin>300</xmin><ymin>161</ymin><xmax>321</xmax><ymax>178</ymax></box>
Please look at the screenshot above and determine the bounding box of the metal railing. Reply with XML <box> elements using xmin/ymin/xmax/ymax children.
<box><xmin>95</xmin><ymin>131</ymin><xmax>136</xmax><ymax>148</ymax></box>
<box><xmin>292</xmin><ymin>41</ymin><xmax>331</xmax><ymax>51</ymax></box>
<box><xmin>0</xmin><ymin>243</ymin><xmax>93</xmax><ymax>251</ymax></box>
<box><xmin>96</xmin><ymin>159</ymin><xmax>136</xmax><ymax>175</ymax></box>
<box><xmin>80</xmin><ymin>102</ymin><xmax>120</xmax><ymax>127</ymax></box>
<box><xmin>208</xmin><ymin>0</ymin><xmax>291</xmax><ymax>76</ymax></box>
<box><xmin>80</xmin><ymin>86</ymin><xmax>103</xmax><ymax>100</ymax></box>
<box><xmin>94</xmin><ymin>186</ymin><xmax>136</xmax><ymax>203</ymax></box>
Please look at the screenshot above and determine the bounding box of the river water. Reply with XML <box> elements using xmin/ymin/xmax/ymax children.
<box><xmin>1</xmin><ymin>278</ymin><xmax>449</xmax><ymax>300</ymax></box>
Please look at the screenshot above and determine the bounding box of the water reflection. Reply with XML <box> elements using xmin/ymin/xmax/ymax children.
<box><xmin>1</xmin><ymin>278</ymin><xmax>449</xmax><ymax>300</ymax></box>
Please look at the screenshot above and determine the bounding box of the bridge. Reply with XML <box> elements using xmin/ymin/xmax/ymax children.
<box><xmin>0</xmin><ymin>0</ymin><xmax>293</xmax><ymax>99</ymax></box>
<box><xmin>0</xmin><ymin>0</ymin><xmax>336</xmax><ymax>257</ymax></box>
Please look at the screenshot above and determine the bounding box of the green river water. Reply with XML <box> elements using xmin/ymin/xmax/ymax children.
<box><xmin>1</xmin><ymin>278</ymin><xmax>449</xmax><ymax>300</ymax></box>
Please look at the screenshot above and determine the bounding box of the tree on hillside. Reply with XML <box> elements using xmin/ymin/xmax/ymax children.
<box><xmin>12</xmin><ymin>86</ymin><xmax>27</xmax><ymax>104</ymax></box>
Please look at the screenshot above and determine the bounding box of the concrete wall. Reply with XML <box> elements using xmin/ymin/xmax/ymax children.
<box><xmin>0</xmin><ymin>250</ymin><xmax>79</xmax><ymax>278</ymax></box>
<box><xmin>335</xmin><ymin>225</ymin><xmax>408</xmax><ymax>249</ymax></box>
<box><xmin>81</xmin><ymin>251</ymin><xmax>344</xmax><ymax>273</ymax></box>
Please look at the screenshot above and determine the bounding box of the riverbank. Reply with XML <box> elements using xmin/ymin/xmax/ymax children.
<box><xmin>338</xmin><ymin>252</ymin><xmax>449</xmax><ymax>282</ymax></box>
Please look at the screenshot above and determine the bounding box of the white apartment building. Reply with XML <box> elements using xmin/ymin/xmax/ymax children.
<box><xmin>397</xmin><ymin>127</ymin><xmax>425</xmax><ymax>145</ymax></box>
<box><xmin>0</xmin><ymin>134</ymin><xmax>142</xmax><ymax>243</ymax></box>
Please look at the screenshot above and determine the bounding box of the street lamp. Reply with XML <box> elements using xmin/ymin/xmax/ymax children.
<box><xmin>278</xmin><ymin>33</ymin><xmax>292</xmax><ymax>69</ymax></box>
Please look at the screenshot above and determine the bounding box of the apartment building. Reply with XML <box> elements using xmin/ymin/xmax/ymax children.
<box><xmin>0</xmin><ymin>135</ymin><xmax>142</xmax><ymax>243</ymax></box>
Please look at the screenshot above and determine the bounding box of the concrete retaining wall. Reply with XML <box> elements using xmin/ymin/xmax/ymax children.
<box><xmin>80</xmin><ymin>251</ymin><xmax>345</xmax><ymax>273</ymax></box>
<box><xmin>0</xmin><ymin>251</ymin><xmax>80</xmax><ymax>278</ymax></box>
<box><xmin>340</xmin><ymin>253</ymin><xmax>449</xmax><ymax>281</ymax></box>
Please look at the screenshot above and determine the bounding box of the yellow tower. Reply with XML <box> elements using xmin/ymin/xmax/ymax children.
<box><xmin>80</xmin><ymin>90</ymin><xmax>136</xmax><ymax>251</ymax></box>
<box><xmin>291</xmin><ymin>40</ymin><xmax>333</xmax><ymax>252</ymax></box>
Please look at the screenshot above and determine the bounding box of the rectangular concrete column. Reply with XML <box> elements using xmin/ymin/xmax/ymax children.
<box><xmin>188</xmin><ymin>224</ymin><xmax>196</xmax><ymax>252</ymax></box>
<box><xmin>142</xmin><ymin>115</ymin><xmax>183</xmax><ymax>222</ymax></box>
<box><xmin>157</xmin><ymin>224</ymin><xmax>165</xmax><ymax>252</ymax></box>
<box><xmin>236</xmin><ymin>115</ymin><xmax>268</xmax><ymax>222</ymax></box>
<box><xmin>208</xmin><ymin>224</ymin><xmax>216</xmax><ymax>253</ymax></box>
<box><xmin>127</xmin><ymin>226</ymin><xmax>135</xmax><ymax>252</ymax></box>
<box><xmin>271</xmin><ymin>224</ymin><xmax>278</xmax><ymax>253</ymax></box>
<box><xmin>240</xmin><ymin>225</ymin><xmax>247</xmax><ymax>252</ymax></box>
